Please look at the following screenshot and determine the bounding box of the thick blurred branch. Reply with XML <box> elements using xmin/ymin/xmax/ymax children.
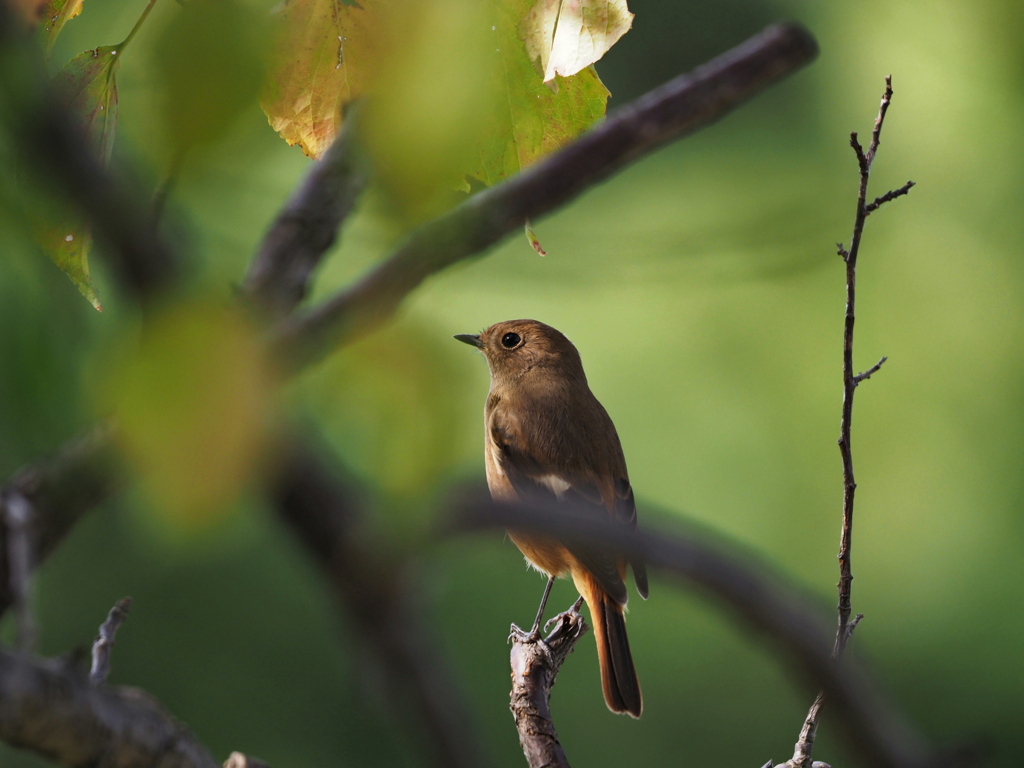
<box><xmin>454</xmin><ymin>495</ymin><xmax>949</xmax><ymax>768</ymax></box>
<box><xmin>0</xmin><ymin>649</ymin><xmax>221</xmax><ymax>768</ymax></box>
<box><xmin>0</xmin><ymin>6</ymin><xmax>179</xmax><ymax>301</ymax></box>
<box><xmin>510</xmin><ymin>604</ymin><xmax>588</xmax><ymax>768</ymax></box>
<box><xmin>269</xmin><ymin>440</ymin><xmax>489</xmax><ymax>768</ymax></box>
<box><xmin>243</xmin><ymin>109</ymin><xmax>369</xmax><ymax>319</ymax></box>
<box><xmin>271</xmin><ymin>22</ymin><xmax>819</xmax><ymax>369</ymax></box>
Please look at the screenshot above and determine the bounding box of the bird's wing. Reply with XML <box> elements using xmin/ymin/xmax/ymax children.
<box><xmin>615</xmin><ymin>477</ymin><xmax>648</xmax><ymax>599</ymax></box>
<box><xmin>489</xmin><ymin>411</ymin><xmax>629</xmax><ymax>606</ymax></box>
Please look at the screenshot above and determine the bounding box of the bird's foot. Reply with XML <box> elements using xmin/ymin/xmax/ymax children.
<box><xmin>508</xmin><ymin>621</ymin><xmax>543</xmax><ymax>644</ymax></box>
<box><xmin>542</xmin><ymin>596</ymin><xmax>585</xmax><ymax>638</ymax></box>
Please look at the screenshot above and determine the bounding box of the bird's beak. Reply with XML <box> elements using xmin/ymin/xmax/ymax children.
<box><xmin>454</xmin><ymin>333</ymin><xmax>484</xmax><ymax>348</ymax></box>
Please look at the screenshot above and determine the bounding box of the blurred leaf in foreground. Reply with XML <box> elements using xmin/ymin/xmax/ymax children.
<box><xmin>358</xmin><ymin>0</ymin><xmax>494</xmax><ymax>221</ymax></box>
<box><xmin>104</xmin><ymin>302</ymin><xmax>275</xmax><ymax>529</ymax></box>
<box><xmin>520</xmin><ymin>0</ymin><xmax>633</xmax><ymax>83</ymax></box>
<box><xmin>152</xmin><ymin>0</ymin><xmax>269</xmax><ymax>159</ymax></box>
<box><xmin>36</xmin><ymin>0</ymin><xmax>86</xmax><ymax>54</ymax></box>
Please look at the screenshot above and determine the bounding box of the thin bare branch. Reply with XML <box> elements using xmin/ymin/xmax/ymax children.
<box><xmin>0</xmin><ymin>648</ymin><xmax>221</xmax><ymax>768</ymax></box>
<box><xmin>90</xmin><ymin>596</ymin><xmax>133</xmax><ymax>684</ymax></box>
<box><xmin>866</xmin><ymin>181</ymin><xmax>916</xmax><ymax>214</ymax></box>
<box><xmin>865</xmin><ymin>76</ymin><xmax>894</xmax><ymax>167</ymax></box>
<box><xmin>271</xmin><ymin>23</ymin><xmax>819</xmax><ymax>369</ymax></box>
<box><xmin>786</xmin><ymin>77</ymin><xmax>914</xmax><ymax>768</ymax></box>
<box><xmin>854</xmin><ymin>356</ymin><xmax>888</xmax><ymax>385</ymax></box>
<box><xmin>510</xmin><ymin>606</ymin><xmax>588</xmax><ymax>768</ymax></box>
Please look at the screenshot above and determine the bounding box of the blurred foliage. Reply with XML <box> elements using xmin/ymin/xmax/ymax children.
<box><xmin>2</xmin><ymin>0</ymin><xmax>1024</xmax><ymax>767</ymax></box>
<box><xmin>262</xmin><ymin>0</ymin><xmax>613</xmax><ymax>222</ymax></box>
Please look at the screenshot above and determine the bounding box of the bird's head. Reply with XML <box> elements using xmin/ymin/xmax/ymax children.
<box><xmin>455</xmin><ymin>319</ymin><xmax>585</xmax><ymax>387</ymax></box>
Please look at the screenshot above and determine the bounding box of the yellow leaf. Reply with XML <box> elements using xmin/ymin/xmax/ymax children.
<box><xmin>261</xmin><ymin>0</ymin><xmax>383</xmax><ymax>159</ymax></box>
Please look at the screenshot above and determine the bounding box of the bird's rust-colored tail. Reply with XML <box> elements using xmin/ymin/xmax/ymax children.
<box><xmin>577</xmin><ymin>571</ymin><xmax>642</xmax><ymax>718</ymax></box>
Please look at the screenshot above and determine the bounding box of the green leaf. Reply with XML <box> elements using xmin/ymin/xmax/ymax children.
<box><xmin>36</xmin><ymin>0</ymin><xmax>86</xmax><ymax>55</ymax></box>
<box><xmin>54</xmin><ymin>44</ymin><xmax>120</xmax><ymax>163</ymax></box>
<box><xmin>519</xmin><ymin>0</ymin><xmax>633</xmax><ymax>83</ymax></box>
<box><xmin>39</xmin><ymin>44</ymin><xmax>120</xmax><ymax>309</ymax></box>
<box><xmin>40</xmin><ymin>221</ymin><xmax>102</xmax><ymax>310</ymax></box>
<box><xmin>466</xmin><ymin>0</ymin><xmax>609</xmax><ymax>186</ymax></box>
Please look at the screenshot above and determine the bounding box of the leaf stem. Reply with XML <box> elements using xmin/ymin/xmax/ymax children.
<box><xmin>119</xmin><ymin>0</ymin><xmax>159</xmax><ymax>52</ymax></box>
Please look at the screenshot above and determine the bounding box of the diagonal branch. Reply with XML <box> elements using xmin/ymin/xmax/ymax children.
<box><xmin>243</xmin><ymin>108</ymin><xmax>369</xmax><ymax>319</ymax></box>
<box><xmin>270</xmin><ymin>22</ymin><xmax>819</xmax><ymax>370</ymax></box>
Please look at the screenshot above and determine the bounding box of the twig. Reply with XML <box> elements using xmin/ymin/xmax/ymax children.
<box><xmin>243</xmin><ymin>106</ymin><xmax>369</xmax><ymax>319</ymax></box>
<box><xmin>0</xmin><ymin>648</ymin><xmax>221</xmax><ymax>768</ymax></box>
<box><xmin>866</xmin><ymin>181</ymin><xmax>915</xmax><ymax>214</ymax></box>
<box><xmin>269</xmin><ymin>440</ymin><xmax>489</xmax><ymax>768</ymax></box>
<box><xmin>90</xmin><ymin>596</ymin><xmax>133</xmax><ymax>684</ymax></box>
<box><xmin>271</xmin><ymin>23</ymin><xmax>819</xmax><ymax>369</ymax></box>
<box><xmin>454</xmin><ymin>494</ymin><xmax>945</xmax><ymax>768</ymax></box>
<box><xmin>510</xmin><ymin>606</ymin><xmax>589</xmax><ymax>768</ymax></box>
<box><xmin>854</xmin><ymin>356</ymin><xmax>888</xmax><ymax>385</ymax></box>
<box><xmin>1</xmin><ymin>491</ymin><xmax>35</xmax><ymax>652</ymax></box>
<box><xmin>784</xmin><ymin>75</ymin><xmax>915</xmax><ymax>768</ymax></box>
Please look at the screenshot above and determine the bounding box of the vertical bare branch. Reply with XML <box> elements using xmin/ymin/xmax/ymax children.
<box><xmin>784</xmin><ymin>76</ymin><xmax>915</xmax><ymax>768</ymax></box>
<box><xmin>0</xmin><ymin>425</ymin><xmax>119</xmax><ymax>619</ymax></box>
<box><xmin>1</xmin><ymin>491</ymin><xmax>35</xmax><ymax>652</ymax></box>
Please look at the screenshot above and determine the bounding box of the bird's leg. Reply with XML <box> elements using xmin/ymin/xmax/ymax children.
<box><xmin>509</xmin><ymin>575</ymin><xmax>556</xmax><ymax>643</ymax></box>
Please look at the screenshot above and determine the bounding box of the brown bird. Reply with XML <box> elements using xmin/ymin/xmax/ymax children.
<box><xmin>455</xmin><ymin>319</ymin><xmax>647</xmax><ymax>717</ymax></box>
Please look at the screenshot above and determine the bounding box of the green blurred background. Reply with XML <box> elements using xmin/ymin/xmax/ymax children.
<box><xmin>2</xmin><ymin>0</ymin><xmax>1023</xmax><ymax>766</ymax></box>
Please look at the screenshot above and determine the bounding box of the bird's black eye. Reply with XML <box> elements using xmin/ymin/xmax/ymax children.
<box><xmin>501</xmin><ymin>332</ymin><xmax>521</xmax><ymax>349</ymax></box>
